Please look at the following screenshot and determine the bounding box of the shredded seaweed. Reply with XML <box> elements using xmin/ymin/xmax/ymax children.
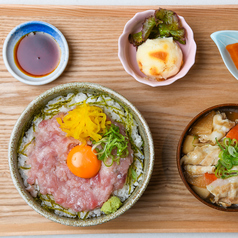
<box><xmin>17</xmin><ymin>131</ymin><xmax>25</xmax><ymax>154</ymax></box>
<box><xmin>137</xmin><ymin>173</ymin><xmax>143</xmax><ymax>181</ymax></box>
<box><xmin>33</xmin><ymin>94</ymin><xmax>75</xmax><ymax>124</ymax></box>
<box><xmin>83</xmin><ymin>211</ymin><xmax>89</xmax><ymax>220</ymax></box>
<box><xmin>46</xmin><ymin>94</ymin><xmax>75</xmax><ymax>115</ymax></box>
<box><xmin>18</xmin><ymin>135</ymin><xmax>35</xmax><ymax>157</ymax></box>
<box><xmin>38</xmin><ymin>193</ymin><xmax>93</xmax><ymax>218</ymax></box>
<box><xmin>18</xmin><ymin>137</ymin><xmax>35</xmax><ymax>155</ymax></box>
<box><xmin>19</xmin><ymin>166</ymin><xmax>31</xmax><ymax>170</ymax></box>
<box><xmin>38</xmin><ymin>194</ymin><xmax>77</xmax><ymax>217</ymax></box>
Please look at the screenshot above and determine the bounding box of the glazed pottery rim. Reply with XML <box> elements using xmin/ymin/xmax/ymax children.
<box><xmin>3</xmin><ymin>20</ymin><xmax>69</xmax><ymax>86</ymax></box>
<box><xmin>177</xmin><ymin>103</ymin><xmax>238</xmax><ymax>212</ymax></box>
<box><xmin>8</xmin><ymin>82</ymin><xmax>154</xmax><ymax>226</ymax></box>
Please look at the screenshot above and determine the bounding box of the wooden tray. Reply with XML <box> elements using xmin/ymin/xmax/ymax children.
<box><xmin>1</xmin><ymin>4</ymin><xmax>238</xmax><ymax>236</ymax></box>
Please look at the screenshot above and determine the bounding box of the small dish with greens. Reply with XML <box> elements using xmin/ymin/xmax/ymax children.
<box><xmin>118</xmin><ymin>8</ymin><xmax>196</xmax><ymax>87</ymax></box>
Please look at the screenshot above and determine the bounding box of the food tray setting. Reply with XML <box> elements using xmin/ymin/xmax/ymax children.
<box><xmin>2</xmin><ymin>5</ymin><xmax>238</xmax><ymax>236</ymax></box>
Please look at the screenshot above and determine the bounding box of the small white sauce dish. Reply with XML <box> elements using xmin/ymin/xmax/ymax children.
<box><xmin>118</xmin><ymin>10</ymin><xmax>197</xmax><ymax>87</ymax></box>
<box><xmin>211</xmin><ymin>30</ymin><xmax>238</xmax><ymax>81</ymax></box>
<box><xmin>3</xmin><ymin>21</ymin><xmax>69</xmax><ymax>86</ymax></box>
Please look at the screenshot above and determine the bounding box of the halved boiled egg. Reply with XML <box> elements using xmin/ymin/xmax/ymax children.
<box><xmin>67</xmin><ymin>145</ymin><xmax>101</xmax><ymax>178</ymax></box>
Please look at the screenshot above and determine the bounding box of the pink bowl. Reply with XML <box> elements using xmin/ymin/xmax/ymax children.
<box><xmin>118</xmin><ymin>10</ymin><xmax>197</xmax><ymax>87</ymax></box>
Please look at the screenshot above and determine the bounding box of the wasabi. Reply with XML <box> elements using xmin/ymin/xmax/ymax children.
<box><xmin>101</xmin><ymin>196</ymin><xmax>122</xmax><ymax>214</ymax></box>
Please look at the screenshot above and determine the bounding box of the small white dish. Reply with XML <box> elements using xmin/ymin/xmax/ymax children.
<box><xmin>211</xmin><ymin>30</ymin><xmax>238</xmax><ymax>81</ymax></box>
<box><xmin>3</xmin><ymin>21</ymin><xmax>69</xmax><ymax>85</ymax></box>
<box><xmin>118</xmin><ymin>10</ymin><xmax>197</xmax><ymax>87</ymax></box>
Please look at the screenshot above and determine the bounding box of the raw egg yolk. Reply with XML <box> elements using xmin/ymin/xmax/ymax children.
<box><xmin>67</xmin><ymin>145</ymin><xmax>101</xmax><ymax>178</ymax></box>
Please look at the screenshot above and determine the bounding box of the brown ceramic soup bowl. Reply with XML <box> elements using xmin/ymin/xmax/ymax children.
<box><xmin>177</xmin><ymin>104</ymin><xmax>238</xmax><ymax>212</ymax></box>
<box><xmin>8</xmin><ymin>82</ymin><xmax>154</xmax><ymax>226</ymax></box>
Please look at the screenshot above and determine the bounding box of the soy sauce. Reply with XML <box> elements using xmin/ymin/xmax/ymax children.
<box><xmin>14</xmin><ymin>32</ymin><xmax>60</xmax><ymax>77</ymax></box>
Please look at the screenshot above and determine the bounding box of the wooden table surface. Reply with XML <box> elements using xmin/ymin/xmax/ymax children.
<box><xmin>1</xmin><ymin>4</ymin><xmax>238</xmax><ymax>236</ymax></box>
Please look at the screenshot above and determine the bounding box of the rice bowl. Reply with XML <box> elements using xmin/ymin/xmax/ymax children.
<box><xmin>8</xmin><ymin>82</ymin><xmax>154</xmax><ymax>226</ymax></box>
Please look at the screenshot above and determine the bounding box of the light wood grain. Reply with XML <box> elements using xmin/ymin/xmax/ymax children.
<box><xmin>1</xmin><ymin>4</ymin><xmax>238</xmax><ymax>236</ymax></box>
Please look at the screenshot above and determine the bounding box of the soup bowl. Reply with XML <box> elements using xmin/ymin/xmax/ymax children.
<box><xmin>118</xmin><ymin>9</ymin><xmax>196</xmax><ymax>87</ymax></box>
<box><xmin>177</xmin><ymin>104</ymin><xmax>238</xmax><ymax>212</ymax></box>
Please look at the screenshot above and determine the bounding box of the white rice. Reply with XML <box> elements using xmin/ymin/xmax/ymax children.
<box><xmin>18</xmin><ymin>92</ymin><xmax>144</xmax><ymax>219</ymax></box>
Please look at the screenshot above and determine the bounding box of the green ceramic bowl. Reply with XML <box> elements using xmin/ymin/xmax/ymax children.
<box><xmin>8</xmin><ymin>82</ymin><xmax>154</xmax><ymax>226</ymax></box>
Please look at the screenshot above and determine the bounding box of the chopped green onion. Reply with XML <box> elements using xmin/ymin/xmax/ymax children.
<box><xmin>215</xmin><ymin>137</ymin><xmax>238</xmax><ymax>179</ymax></box>
<box><xmin>216</xmin><ymin>138</ymin><xmax>225</xmax><ymax>152</ymax></box>
<box><xmin>228</xmin><ymin>146</ymin><xmax>237</xmax><ymax>157</ymax></box>
<box><xmin>131</xmin><ymin>168</ymin><xmax>137</xmax><ymax>181</ymax></box>
<box><xmin>92</xmin><ymin>124</ymin><xmax>129</xmax><ymax>167</ymax></box>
